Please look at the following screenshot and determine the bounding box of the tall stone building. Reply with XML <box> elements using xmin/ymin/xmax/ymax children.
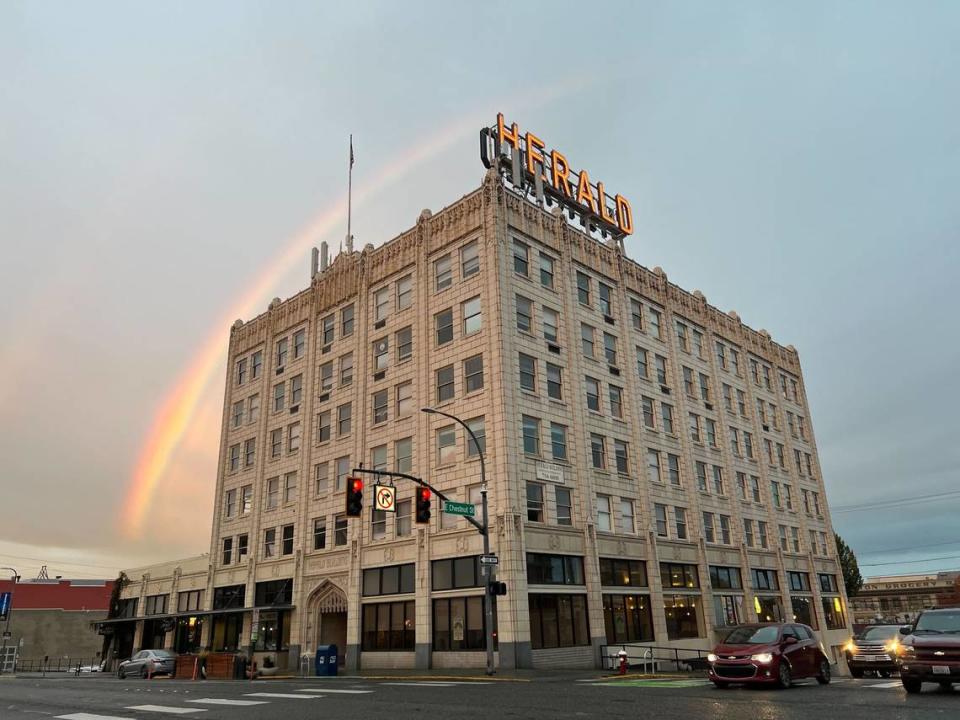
<box><xmin>110</xmin><ymin>168</ymin><xmax>850</xmax><ymax>671</ymax></box>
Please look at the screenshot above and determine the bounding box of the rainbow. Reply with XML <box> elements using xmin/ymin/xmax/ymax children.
<box><xmin>120</xmin><ymin>82</ymin><xmax>586</xmax><ymax>538</ymax></box>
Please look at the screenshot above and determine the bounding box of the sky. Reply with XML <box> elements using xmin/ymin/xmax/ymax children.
<box><xmin>1</xmin><ymin>1</ymin><xmax>958</xmax><ymax>582</ymax></box>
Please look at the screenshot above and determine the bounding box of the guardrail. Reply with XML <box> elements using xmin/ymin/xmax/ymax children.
<box><xmin>599</xmin><ymin>643</ymin><xmax>712</xmax><ymax>673</ymax></box>
<box><xmin>15</xmin><ymin>658</ymin><xmax>104</xmax><ymax>674</ymax></box>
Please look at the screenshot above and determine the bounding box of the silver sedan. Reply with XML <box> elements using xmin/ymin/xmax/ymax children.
<box><xmin>117</xmin><ymin>649</ymin><xmax>176</xmax><ymax>679</ymax></box>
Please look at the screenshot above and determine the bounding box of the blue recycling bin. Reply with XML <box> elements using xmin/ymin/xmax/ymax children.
<box><xmin>315</xmin><ymin>645</ymin><xmax>338</xmax><ymax>676</ymax></box>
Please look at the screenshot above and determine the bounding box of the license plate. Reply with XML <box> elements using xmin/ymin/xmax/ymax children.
<box><xmin>868</xmin><ymin>656</ymin><xmax>880</xmax><ymax>661</ymax></box>
<box><xmin>933</xmin><ymin>666</ymin><xmax>951</xmax><ymax>675</ymax></box>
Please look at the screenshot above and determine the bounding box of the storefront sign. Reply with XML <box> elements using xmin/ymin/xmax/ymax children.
<box><xmin>481</xmin><ymin>113</ymin><xmax>633</xmax><ymax>238</ymax></box>
<box><xmin>536</xmin><ymin>462</ymin><xmax>565</xmax><ymax>484</ymax></box>
<box><xmin>0</xmin><ymin>592</ymin><xmax>10</xmax><ymax>622</ymax></box>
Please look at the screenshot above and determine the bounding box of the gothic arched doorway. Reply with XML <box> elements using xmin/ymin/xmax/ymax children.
<box><xmin>306</xmin><ymin>580</ymin><xmax>348</xmax><ymax>666</ymax></box>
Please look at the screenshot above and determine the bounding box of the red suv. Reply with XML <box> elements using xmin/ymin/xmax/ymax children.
<box><xmin>707</xmin><ymin>623</ymin><xmax>832</xmax><ymax>688</ymax></box>
<box><xmin>898</xmin><ymin>608</ymin><xmax>960</xmax><ymax>693</ymax></box>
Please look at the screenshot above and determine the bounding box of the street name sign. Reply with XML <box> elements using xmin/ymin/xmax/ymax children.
<box><xmin>443</xmin><ymin>501</ymin><xmax>475</xmax><ymax>517</ymax></box>
<box><xmin>480</xmin><ymin>555</ymin><xmax>499</xmax><ymax>566</ymax></box>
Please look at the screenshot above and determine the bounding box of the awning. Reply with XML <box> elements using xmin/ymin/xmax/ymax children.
<box><xmin>94</xmin><ymin>605</ymin><xmax>295</xmax><ymax>626</ymax></box>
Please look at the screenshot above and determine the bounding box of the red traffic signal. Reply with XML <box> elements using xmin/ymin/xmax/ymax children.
<box><xmin>346</xmin><ymin>476</ymin><xmax>363</xmax><ymax>517</ymax></box>
<box><xmin>415</xmin><ymin>487</ymin><xmax>432</xmax><ymax>524</ymax></box>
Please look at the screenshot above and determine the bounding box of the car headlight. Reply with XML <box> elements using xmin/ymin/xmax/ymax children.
<box><xmin>844</xmin><ymin>640</ymin><xmax>857</xmax><ymax>654</ymax></box>
<box><xmin>751</xmin><ymin>653</ymin><xmax>774</xmax><ymax>664</ymax></box>
<box><xmin>884</xmin><ymin>639</ymin><xmax>899</xmax><ymax>653</ymax></box>
<box><xmin>897</xmin><ymin>644</ymin><xmax>914</xmax><ymax>656</ymax></box>
<box><xmin>707</xmin><ymin>653</ymin><xmax>718</xmax><ymax>663</ymax></box>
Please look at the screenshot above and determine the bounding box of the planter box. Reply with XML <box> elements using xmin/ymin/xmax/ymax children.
<box><xmin>205</xmin><ymin>653</ymin><xmax>236</xmax><ymax>680</ymax></box>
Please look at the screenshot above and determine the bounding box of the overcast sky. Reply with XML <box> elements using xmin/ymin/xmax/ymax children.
<box><xmin>1</xmin><ymin>1</ymin><xmax>958</xmax><ymax>582</ymax></box>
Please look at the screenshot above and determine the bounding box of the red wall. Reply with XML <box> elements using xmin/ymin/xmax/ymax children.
<box><xmin>0</xmin><ymin>579</ymin><xmax>113</xmax><ymax>611</ymax></box>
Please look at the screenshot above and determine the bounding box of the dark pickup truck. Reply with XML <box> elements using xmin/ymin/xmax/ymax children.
<box><xmin>898</xmin><ymin>608</ymin><xmax>960</xmax><ymax>693</ymax></box>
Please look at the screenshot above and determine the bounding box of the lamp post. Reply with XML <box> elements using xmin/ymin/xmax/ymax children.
<box><xmin>421</xmin><ymin>407</ymin><xmax>495</xmax><ymax>676</ymax></box>
<box><xmin>0</xmin><ymin>567</ymin><xmax>19</xmax><ymax>675</ymax></box>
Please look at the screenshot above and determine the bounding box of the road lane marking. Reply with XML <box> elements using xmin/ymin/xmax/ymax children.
<box><xmin>57</xmin><ymin>715</ymin><xmax>134</xmax><ymax>720</ymax></box>
<box><xmin>244</xmin><ymin>693</ymin><xmax>318</xmax><ymax>699</ymax></box>
<box><xmin>124</xmin><ymin>707</ymin><xmax>207</xmax><ymax>714</ymax></box>
<box><xmin>294</xmin><ymin>689</ymin><xmax>373</xmax><ymax>694</ymax></box>
<box><xmin>187</xmin><ymin>699</ymin><xmax>269</xmax><ymax>706</ymax></box>
<box><xmin>865</xmin><ymin>681</ymin><xmax>902</xmax><ymax>689</ymax></box>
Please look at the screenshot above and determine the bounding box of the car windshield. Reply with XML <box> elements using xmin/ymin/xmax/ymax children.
<box><xmin>859</xmin><ymin>626</ymin><xmax>900</xmax><ymax>641</ymax></box>
<box><xmin>914</xmin><ymin>611</ymin><xmax>960</xmax><ymax>633</ymax></box>
<box><xmin>151</xmin><ymin>650</ymin><xmax>176</xmax><ymax>658</ymax></box>
<box><xmin>724</xmin><ymin>625</ymin><xmax>780</xmax><ymax>644</ymax></box>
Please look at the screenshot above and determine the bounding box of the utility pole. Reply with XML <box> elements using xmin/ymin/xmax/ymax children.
<box><xmin>0</xmin><ymin>567</ymin><xmax>19</xmax><ymax>675</ymax></box>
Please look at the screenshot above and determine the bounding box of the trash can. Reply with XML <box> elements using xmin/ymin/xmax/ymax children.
<box><xmin>315</xmin><ymin>645</ymin><xmax>338</xmax><ymax>677</ymax></box>
<box><xmin>233</xmin><ymin>656</ymin><xmax>248</xmax><ymax>679</ymax></box>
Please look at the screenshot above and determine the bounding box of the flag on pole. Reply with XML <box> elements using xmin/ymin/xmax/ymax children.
<box><xmin>350</xmin><ymin>134</ymin><xmax>354</xmax><ymax>168</ymax></box>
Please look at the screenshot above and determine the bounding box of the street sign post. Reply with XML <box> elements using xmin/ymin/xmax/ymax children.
<box><xmin>479</xmin><ymin>554</ymin><xmax>499</xmax><ymax>566</ymax></box>
<box><xmin>443</xmin><ymin>501</ymin><xmax>475</xmax><ymax>517</ymax></box>
<box><xmin>373</xmin><ymin>484</ymin><xmax>396</xmax><ymax>513</ymax></box>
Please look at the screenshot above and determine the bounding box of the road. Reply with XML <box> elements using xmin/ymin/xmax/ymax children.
<box><xmin>0</xmin><ymin>674</ymin><xmax>957</xmax><ymax>719</ymax></box>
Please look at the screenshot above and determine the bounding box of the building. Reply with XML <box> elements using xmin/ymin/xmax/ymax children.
<box><xmin>851</xmin><ymin>571</ymin><xmax>960</xmax><ymax>625</ymax></box>
<box><xmin>0</xmin><ymin>578</ymin><xmax>113</xmax><ymax>667</ymax></box>
<box><xmin>108</xmin><ymin>127</ymin><xmax>850</xmax><ymax>671</ymax></box>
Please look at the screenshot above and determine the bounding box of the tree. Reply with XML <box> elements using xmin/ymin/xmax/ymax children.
<box><xmin>835</xmin><ymin>533</ymin><xmax>864</xmax><ymax>598</ymax></box>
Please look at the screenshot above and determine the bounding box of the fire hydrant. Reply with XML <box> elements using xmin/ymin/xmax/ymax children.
<box><xmin>618</xmin><ymin>649</ymin><xmax>628</xmax><ymax>675</ymax></box>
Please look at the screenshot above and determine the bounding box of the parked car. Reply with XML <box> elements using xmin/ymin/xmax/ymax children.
<box><xmin>898</xmin><ymin>608</ymin><xmax>960</xmax><ymax>694</ymax></box>
<box><xmin>707</xmin><ymin>623</ymin><xmax>832</xmax><ymax>688</ymax></box>
<box><xmin>117</xmin><ymin>649</ymin><xmax>176</xmax><ymax>679</ymax></box>
<box><xmin>844</xmin><ymin>624</ymin><xmax>902</xmax><ymax>678</ymax></box>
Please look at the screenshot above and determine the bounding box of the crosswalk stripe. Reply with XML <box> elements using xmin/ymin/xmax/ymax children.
<box><xmin>124</xmin><ymin>706</ymin><xmax>207</xmax><ymax>714</ymax></box>
<box><xmin>294</xmin><ymin>688</ymin><xmax>373</xmax><ymax>694</ymax></box>
<box><xmin>57</xmin><ymin>714</ymin><xmax>133</xmax><ymax>720</ymax></box>
<box><xmin>865</xmin><ymin>681</ymin><xmax>902</xmax><ymax>689</ymax></box>
<box><xmin>380</xmin><ymin>681</ymin><xmax>490</xmax><ymax>686</ymax></box>
<box><xmin>244</xmin><ymin>692</ymin><xmax>319</xmax><ymax>699</ymax></box>
<box><xmin>187</xmin><ymin>699</ymin><xmax>270</xmax><ymax>706</ymax></box>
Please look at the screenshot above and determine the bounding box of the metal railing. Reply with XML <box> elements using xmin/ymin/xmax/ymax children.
<box><xmin>600</xmin><ymin>643</ymin><xmax>712</xmax><ymax>673</ymax></box>
<box><xmin>15</xmin><ymin>657</ymin><xmax>105</xmax><ymax>674</ymax></box>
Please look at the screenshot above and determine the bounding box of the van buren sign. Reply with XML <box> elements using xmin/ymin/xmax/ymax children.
<box><xmin>480</xmin><ymin>113</ymin><xmax>634</xmax><ymax>238</ymax></box>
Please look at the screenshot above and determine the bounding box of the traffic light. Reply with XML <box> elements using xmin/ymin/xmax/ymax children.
<box><xmin>345</xmin><ymin>477</ymin><xmax>363</xmax><ymax>517</ymax></box>
<box><xmin>415</xmin><ymin>487</ymin><xmax>432</xmax><ymax>524</ymax></box>
<box><xmin>489</xmin><ymin>581</ymin><xmax>507</xmax><ymax>596</ymax></box>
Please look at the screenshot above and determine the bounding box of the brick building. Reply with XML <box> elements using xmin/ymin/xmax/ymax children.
<box><xmin>851</xmin><ymin>571</ymin><xmax>960</xmax><ymax>625</ymax></box>
<box><xmin>110</xmin><ymin>165</ymin><xmax>850</xmax><ymax>671</ymax></box>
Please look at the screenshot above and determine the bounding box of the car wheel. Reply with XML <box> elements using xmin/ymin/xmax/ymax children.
<box><xmin>118</xmin><ymin>668</ymin><xmax>126</xmax><ymax>680</ymax></box>
<box><xmin>879</xmin><ymin>670</ymin><xmax>891</xmax><ymax>678</ymax></box>
<box><xmin>713</xmin><ymin>680</ymin><xmax>730</xmax><ymax>689</ymax></box>
<box><xmin>140</xmin><ymin>665</ymin><xmax>149</xmax><ymax>679</ymax></box>
<box><xmin>850</xmin><ymin>667</ymin><xmax>863</xmax><ymax>679</ymax></box>
<box><xmin>938</xmin><ymin>681</ymin><xmax>953</xmax><ymax>691</ymax></box>
<box><xmin>902</xmin><ymin>677</ymin><xmax>922</xmax><ymax>694</ymax></box>
<box><xmin>777</xmin><ymin>662</ymin><xmax>792</xmax><ymax>689</ymax></box>
<box><xmin>816</xmin><ymin>659</ymin><xmax>831</xmax><ymax>685</ymax></box>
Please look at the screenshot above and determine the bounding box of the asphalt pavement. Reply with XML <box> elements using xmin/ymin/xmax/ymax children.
<box><xmin>1</xmin><ymin>673</ymin><xmax>958</xmax><ymax>719</ymax></box>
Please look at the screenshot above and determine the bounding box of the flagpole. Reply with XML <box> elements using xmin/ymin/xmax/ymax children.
<box><xmin>346</xmin><ymin>134</ymin><xmax>353</xmax><ymax>253</ymax></box>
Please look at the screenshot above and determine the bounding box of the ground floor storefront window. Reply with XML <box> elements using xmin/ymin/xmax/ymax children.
<box><xmin>713</xmin><ymin>594</ymin><xmax>743</xmax><ymax>628</ymax></box>
<box><xmin>528</xmin><ymin>594</ymin><xmax>590</xmax><ymax>649</ymax></box>
<box><xmin>175</xmin><ymin>616</ymin><xmax>204</xmax><ymax>653</ymax></box>
<box><xmin>822</xmin><ymin>596</ymin><xmax>846</xmax><ymax>629</ymax></box>
<box><xmin>755</xmin><ymin>595</ymin><xmax>784</xmax><ymax>623</ymax></box>
<box><xmin>141</xmin><ymin>619</ymin><xmax>168</xmax><ymax>650</ymax></box>
<box><xmin>433</xmin><ymin>596</ymin><xmax>494</xmax><ymax>651</ymax></box>
<box><xmin>603</xmin><ymin>594</ymin><xmax>653</xmax><ymax>643</ymax></box>
<box><xmin>791</xmin><ymin>596</ymin><xmax>817</xmax><ymax>628</ymax></box>
<box><xmin>362</xmin><ymin>601</ymin><xmax>415</xmax><ymax>651</ymax></box>
<box><xmin>664</xmin><ymin>594</ymin><xmax>702</xmax><ymax>639</ymax></box>
<box><xmin>253</xmin><ymin>610</ymin><xmax>291</xmax><ymax>652</ymax></box>
<box><xmin>210</xmin><ymin>614</ymin><xmax>243</xmax><ymax>652</ymax></box>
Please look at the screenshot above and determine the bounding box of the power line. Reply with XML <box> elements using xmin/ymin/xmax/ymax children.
<box><xmin>0</xmin><ymin>551</ymin><xmax>120</xmax><ymax>573</ymax></box>
<box><xmin>832</xmin><ymin>489</ymin><xmax>960</xmax><ymax>514</ymax></box>
<box><xmin>860</xmin><ymin>554</ymin><xmax>960</xmax><ymax>568</ymax></box>
<box><xmin>859</xmin><ymin>539</ymin><xmax>960</xmax><ymax>556</ymax></box>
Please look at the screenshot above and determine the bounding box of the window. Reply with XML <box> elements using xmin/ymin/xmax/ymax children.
<box><xmin>334</xmin><ymin>515</ymin><xmax>348</xmax><ymax>546</ymax></box>
<box><xmin>698</xmin><ymin>373</ymin><xmax>710</xmax><ymax>402</ymax></box>
<box><xmin>225</xmin><ymin>488</ymin><xmax>237</xmax><ymax>519</ymax></box>
<box><xmin>620</xmin><ymin>499</ymin><xmax>635</xmax><ymax>533</ymax></box>
<box><xmin>373</xmin><ymin>286</ymin><xmax>390</xmax><ymax>322</ymax></box>
<box><xmin>590</xmin><ymin>434</ymin><xmax>606</xmax><ymax>470</ymax></box>
<box><xmin>641</xmin><ymin>396</ymin><xmax>655</xmax><ymax>429</ymax></box>
<box><xmin>396</xmin><ymin>499</ymin><xmax>412</xmax><ymax>537</ymax></box>
<box><xmin>758</xmin><ymin>520</ymin><xmax>769</xmax><ymax>549</ymax></box>
<box><xmin>689</xmin><ymin>413</ymin><xmax>701</xmax><ymax>443</ymax></box>
<box><xmin>322</xmin><ymin>315</ymin><xmax>335</xmax><ymax>346</ymax></box>
<box><xmin>436</xmin><ymin>364</ymin><xmax>455</xmax><ymax>403</ymax></box>
<box><xmin>710</xmin><ymin>566</ymin><xmax>742</xmax><ymax>590</ymax></box>
<box><xmin>648</xmin><ymin>307</ymin><xmax>662</xmax><ymax>339</ymax></box>
<box><xmin>519</xmin><ymin>353</ymin><xmax>537</xmax><ymax>392</ymax></box>
<box><xmin>550</xmin><ymin>423</ymin><xmax>567</xmax><ymax>460</ymax></box>
<box><xmin>281</xmin><ymin>524</ymin><xmax>294</xmax><ymax>555</ymax></box>
<box><xmin>241</xmin><ymin>485</ymin><xmax>252</xmax><ymax>514</ymax></box>
<box><xmin>266</xmin><ymin>477</ymin><xmax>279</xmax><ymax>509</ymax></box>
<box><xmin>145</xmin><ymin>594</ymin><xmax>169</xmax><ymax>615</ymax></box>
<box><xmin>729</xmin><ymin>427</ymin><xmax>740</xmax><ymax>455</ymax></box>
<box><xmin>319</xmin><ymin>361</ymin><xmax>334</xmax><ymax>392</ymax></box>
<box><xmin>636</xmin><ymin>347</ymin><xmax>649</xmax><ymax>378</ymax></box>
<box><xmin>713</xmin><ymin>466</ymin><xmax>724</xmax><ymax>495</ymax></box>
<box><xmin>703</xmin><ymin>511</ymin><xmax>715</xmax><ymax>542</ymax></box>
<box><xmin>539</xmin><ymin>252</ymin><xmax>555</xmax><ymax>288</ymax></box>
<box><xmin>244</xmin><ymin>438</ymin><xmax>256</xmax><ymax>466</ymax></box>
<box><xmin>756</xmin><ymin>597</ymin><xmax>784</xmax><ymax>623</ymax></box>
<box><xmin>435</xmin><ymin>308</ymin><xmax>453</xmax><ymax>346</ymax></box>
<box><xmin>599</xmin><ymin>283</ymin><xmax>613</xmax><ymax>316</ymax></box>
<box><xmin>737</xmin><ymin>389</ymin><xmax>747</xmax><ymax>416</ymax></box>
<box><xmin>744</xmin><ymin>431</ymin><xmax>754</xmax><ymax>458</ymax></box>
<box><xmin>432</xmin><ymin>556</ymin><xmax>483</xmax><ymax>591</ymax></box>
<box><xmin>522</xmin><ymin>415</ymin><xmax>540</xmax><ymax>455</ymax></box>
<box><xmin>818</xmin><ymin>573</ymin><xmax>839</xmax><ymax>593</ymax></box>
<box><xmin>222</xmin><ymin>537</ymin><xmax>233</xmax><ymax>565</ymax></box>
<box><xmin>512</xmin><ymin>239</ymin><xmax>529</xmax><ymax>276</ymax></box>
<box><xmin>313</xmin><ymin>518</ymin><xmax>326</xmax><ymax>550</ymax></box>
<box><xmin>283</xmin><ymin>471</ymin><xmax>297</xmax><ymax>502</ymax></box>
<box><xmin>654</xmin><ymin>504</ymin><xmax>668</xmax><ymax>536</ymax></box>
<box><xmin>395</xmin><ymin>438</ymin><xmax>412</xmax><ymax>473</ymax></box>
<box><xmin>792</xmin><ymin>596</ymin><xmax>816</xmax><ymax>628</ymax></box>
<box><xmin>276</xmin><ymin>338</ymin><xmax>288</xmax><ymax>368</ymax></box>
<box><xmin>288</xmin><ymin>422</ymin><xmax>301</xmax><ymax>452</ymax></box>
<box><xmin>263</xmin><ymin>528</ymin><xmax>276</xmax><ymax>558</ymax></box>
<box><xmin>655</xmin><ymin>355</ymin><xmax>668</xmax><ymax>384</ymax></box>
<box><xmin>771</xmin><ymin>481</ymin><xmax>782</xmax><ymax>508</ymax></box>
<box><xmin>660</xmin><ymin>562</ymin><xmax>700</xmax><ymax>589</ymax></box>
<box><xmin>576</xmin><ymin>271</ymin><xmax>591</xmax><ymax>305</ymax></box>
<box><xmin>822</xmin><ymin>597</ymin><xmax>846</xmax><ymax>630</ymax></box>
<box><xmin>395</xmin><ymin>382</ymin><xmax>413</xmax><ymax>417</ymax></box>
<box><xmin>337</xmin><ymin>402</ymin><xmax>352</xmax><ymax>435</ymax></box>
<box><xmin>462</xmin><ymin>296</ymin><xmax>482</xmax><ymax>334</ymax></box>
<box><xmin>696</xmin><ymin>461</ymin><xmax>708</xmax><ymax>492</ymax></box>
<box><xmin>293</xmin><ymin>329</ymin><xmax>306</xmax><ymax>359</ymax></box>
<box><xmin>362</xmin><ymin>601</ymin><xmax>416</xmax><ymax>651</ymax></box>
<box><xmin>373</xmin><ymin>390</ymin><xmax>388</xmax><ymax>424</ymax></box>
<box><xmin>705</xmin><ymin>418</ymin><xmax>717</xmax><ymax>447</ymax></box>
<box><xmin>341</xmin><ymin>303</ymin><xmax>354</xmax><ymax>336</ymax></box>
<box><xmin>744</xmin><ymin>519</ymin><xmax>755</xmax><ymax>547</ymax></box>
<box><xmin>286</xmin><ymin>377</ymin><xmax>302</xmax><ymax>408</ymax></box>
<box><xmin>736</xmin><ymin>472</ymin><xmax>747</xmax><ymax>500</ymax></box>
<box><xmin>527</xmin><ymin>553</ymin><xmax>586</xmax><ymax>585</ymax></box>
<box><xmin>543</xmin><ymin>307</ymin><xmax>559</xmax><ymax>343</ymax></box>
<box><xmin>675</xmin><ymin>321</ymin><xmax>689</xmax><ymax>352</ymax></box>
<box><xmin>614</xmin><ymin>439</ymin><xmax>629</xmax><ymax>474</ymax></box>
<box><xmin>647</xmin><ymin>449</ymin><xmax>661</xmax><ymax>483</ymax></box>
<box><xmin>437</xmin><ymin>425</ymin><xmax>457</xmax><ymax>464</ymax></box>
<box><xmin>395</xmin><ymin>327</ymin><xmax>412</xmax><ymax>363</ymax></box>
<box><xmin>177</xmin><ymin>590</ymin><xmax>203</xmax><ymax>613</ymax></box>
<box><xmin>528</xmin><ymin>594</ymin><xmax>590</xmax><ymax>650</ymax></box>
<box><xmin>273</xmin><ymin>383</ymin><xmax>285</xmax><ymax>412</ymax></box>
<box><xmin>268</xmin><ymin>428</ymin><xmax>280</xmax><ymax>457</ymax></box>
<box><xmin>461</xmin><ymin>240</ymin><xmax>480</xmax><ymax>278</ymax></box>
<box><xmin>317</xmin><ymin>411</ymin><xmax>331</xmax><ymax>443</ymax></box>
<box><xmin>314</xmin><ymin>462</ymin><xmax>328</xmax><ymax>495</ymax></box>
<box><xmin>603</xmin><ymin>332</ymin><xmax>618</xmax><ymax>366</ymax></box>
<box><xmin>527</xmin><ymin>482</ymin><xmax>544</xmax><ymax>522</ymax></box>
<box><xmin>464</xmin><ymin>354</ymin><xmax>484</xmax><ymax>392</ymax></box>
<box><xmin>248</xmin><ymin>394</ymin><xmax>260</xmax><ymax>423</ymax></box>
<box><xmin>371</xmin><ymin>509</ymin><xmax>386</xmax><ymax>540</ymax></box>
<box><xmin>788</xmin><ymin>572</ymin><xmax>811</xmax><ymax>592</ymax></box>
<box><xmin>236</xmin><ymin>358</ymin><xmax>247</xmax><ymax>385</ymax></box>
<box><xmin>683</xmin><ymin>366</ymin><xmax>695</xmax><ymax>396</ymax></box>
<box><xmin>673</xmin><ymin>507</ymin><xmax>687</xmax><ymax>538</ymax></box>
<box><xmin>516</xmin><ymin>295</ymin><xmax>533</xmax><ymax>333</ymax></box>
<box><xmin>373</xmin><ymin>337</ymin><xmax>389</xmax><ymax>371</ymax></box>
<box><xmin>593</xmin><ymin>495</ymin><xmax>612</xmax><ymax>532</ymax></box>
<box><xmin>662</xmin><ymin>405</ymin><xmax>675</xmax><ymax>434</ymax></box>
<box><xmin>232</xmin><ymin>400</ymin><xmax>244</xmax><ymax>428</ymax></box>
<box><xmin>556</xmin><ymin>487</ymin><xmax>572</xmax><ymax>526</ymax></box>
<box><xmin>581</xmin><ymin>323</ymin><xmax>595</xmax><ymax>358</ymax></box>
<box><xmin>465</xmin><ymin>416</ymin><xmax>485</xmax><ymax>456</ymax></box>
<box><xmin>546</xmin><ymin>363</ymin><xmax>563</xmax><ymax>400</ymax></box>
<box><xmin>693</xmin><ymin>329</ymin><xmax>704</xmax><ymax>359</ymax></box>
<box><xmin>249</xmin><ymin>350</ymin><xmax>262</xmax><ymax>379</ymax></box>
<box><xmin>396</xmin><ymin>274</ymin><xmax>413</xmax><ymax>310</ymax></box>
<box><xmin>585</xmin><ymin>376</ymin><xmax>601</xmax><ymax>412</ymax></box>
<box><xmin>719</xmin><ymin>514</ymin><xmax>731</xmax><ymax>544</ymax></box>
<box><xmin>433</xmin><ymin>596</ymin><xmax>490</xmax><ymax>651</ymax></box>
<box><xmin>752</xmin><ymin>568</ymin><xmax>779</xmax><ymax>591</ymax></box>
